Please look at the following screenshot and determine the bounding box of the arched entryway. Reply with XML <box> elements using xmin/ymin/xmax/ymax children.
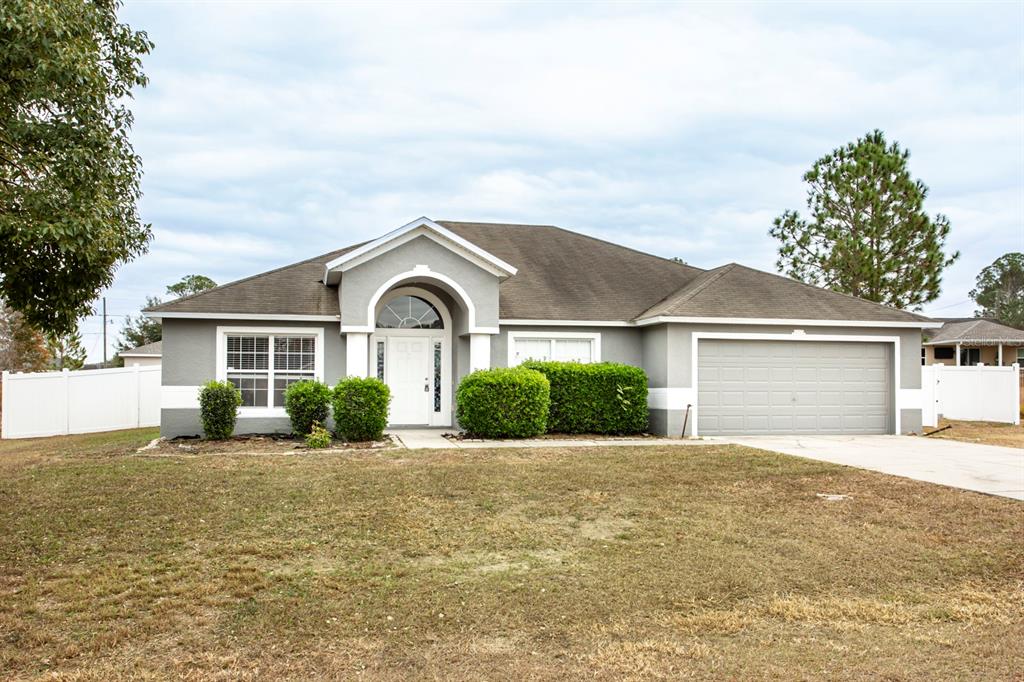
<box><xmin>371</xmin><ymin>286</ymin><xmax>452</xmax><ymax>426</ymax></box>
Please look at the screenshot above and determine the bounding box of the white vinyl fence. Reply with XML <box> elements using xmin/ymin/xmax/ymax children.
<box><xmin>921</xmin><ymin>364</ymin><xmax>1021</xmax><ymax>427</ymax></box>
<box><xmin>1</xmin><ymin>365</ymin><xmax>161</xmax><ymax>439</ymax></box>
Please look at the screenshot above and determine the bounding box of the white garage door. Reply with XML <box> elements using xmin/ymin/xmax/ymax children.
<box><xmin>697</xmin><ymin>339</ymin><xmax>892</xmax><ymax>435</ymax></box>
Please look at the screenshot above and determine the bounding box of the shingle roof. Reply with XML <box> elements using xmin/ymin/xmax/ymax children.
<box><xmin>148</xmin><ymin>220</ymin><xmax>930</xmax><ymax>325</ymax></box>
<box><xmin>638</xmin><ymin>263</ymin><xmax>931</xmax><ymax>323</ymax></box>
<box><xmin>148</xmin><ymin>243</ymin><xmax>364</xmax><ymax>316</ymax></box>
<box><xmin>437</xmin><ymin>221</ymin><xmax>703</xmax><ymax>320</ymax></box>
<box><xmin>120</xmin><ymin>340</ymin><xmax>162</xmax><ymax>356</ymax></box>
<box><xmin>923</xmin><ymin>318</ymin><xmax>1024</xmax><ymax>345</ymax></box>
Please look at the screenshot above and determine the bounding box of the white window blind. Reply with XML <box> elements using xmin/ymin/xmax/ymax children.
<box><xmin>511</xmin><ymin>336</ymin><xmax>597</xmax><ymax>365</ymax></box>
<box><xmin>226</xmin><ymin>334</ymin><xmax>316</xmax><ymax>407</ymax></box>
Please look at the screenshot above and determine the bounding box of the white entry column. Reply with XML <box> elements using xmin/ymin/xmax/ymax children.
<box><xmin>345</xmin><ymin>332</ymin><xmax>369</xmax><ymax>378</ymax></box>
<box><xmin>469</xmin><ymin>333</ymin><xmax>491</xmax><ymax>371</ymax></box>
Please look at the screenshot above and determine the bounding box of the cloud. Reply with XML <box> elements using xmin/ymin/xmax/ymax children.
<box><xmin>79</xmin><ymin>1</ymin><xmax>1022</xmax><ymax>360</ymax></box>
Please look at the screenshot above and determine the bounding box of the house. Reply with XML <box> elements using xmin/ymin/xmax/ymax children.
<box><xmin>922</xmin><ymin>318</ymin><xmax>1024</xmax><ymax>367</ymax></box>
<box><xmin>118</xmin><ymin>340</ymin><xmax>162</xmax><ymax>367</ymax></box>
<box><xmin>146</xmin><ymin>217</ymin><xmax>939</xmax><ymax>438</ymax></box>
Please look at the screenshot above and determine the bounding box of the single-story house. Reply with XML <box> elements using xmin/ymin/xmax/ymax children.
<box><xmin>922</xmin><ymin>318</ymin><xmax>1024</xmax><ymax>367</ymax></box>
<box><xmin>118</xmin><ymin>340</ymin><xmax>162</xmax><ymax>367</ymax></box>
<box><xmin>146</xmin><ymin>217</ymin><xmax>940</xmax><ymax>438</ymax></box>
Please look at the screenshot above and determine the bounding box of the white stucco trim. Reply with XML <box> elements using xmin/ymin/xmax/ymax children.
<box><xmin>147</xmin><ymin>312</ymin><xmax>339</xmax><ymax>321</ymax></box>
<box><xmin>507</xmin><ymin>331</ymin><xmax>601</xmax><ymax>367</ymax></box>
<box><xmin>214</xmin><ymin>325</ymin><xmax>327</xmax><ymax>416</ymax></box>
<box><xmin>162</xmin><ymin>385</ymin><xmax>200</xmax><ymax>409</ymax></box>
<box><xmin>647</xmin><ymin>387</ymin><xmax>697</xmax><ymax>411</ymax></box>
<box><xmin>345</xmin><ymin>332</ymin><xmax>369</xmax><ymax>378</ymax></box>
<box><xmin>636</xmin><ymin>315</ymin><xmax>940</xmax><ymax>329</ymax></box>
<box><xmin>688</xmin><ymin>331</ymin><xmax>903</xmax><ymax>437</ymax></box>
<box><xmin>470</xmin><ymin>334</ymin><xmax>492</xmax><ymax>372</ymax></box>
<box><xmin>120</xmin><ymin>353</ymin><xmax>162</xmax><ymax>358</ymax></box>
<box><xmin>352</xmin><ymin>266</ymin><xmax>497</xmax><ymax>335</ymax></box>
<box><xmin>323</xmin><ymin>217</ymin><xmax>517</xmax><ymax>283</ymax></box>
<box><xmin>500</xmin><ymin>319</ymin><xmax>633</xmax><ymax>327</ymax></box>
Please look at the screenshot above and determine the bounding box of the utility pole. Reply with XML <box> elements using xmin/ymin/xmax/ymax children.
<box><xmin>102</xmin><ymin>297</ymin><xmax>107</xmax><ymax>367</ymax></box>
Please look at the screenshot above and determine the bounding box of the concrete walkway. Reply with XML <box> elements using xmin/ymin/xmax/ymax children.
<box><xmin>715</xmin><ymin>434</ymin><xmax>1024</xmax><ymax>500</ymax></box>
<box><xmin>386</xmin><ymin>428</ymin><xmax>711</xmax><ymax>450</ymax></box>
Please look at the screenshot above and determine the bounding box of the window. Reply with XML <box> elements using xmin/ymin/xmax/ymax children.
<box><xmin>921</xmin><ymin>347</ymin><xmax>926</xmax><ymax>366</ymax></box>
<box><xmin>960</xmin><ymin>347</ymin><xmax>981</xmax><ymax>366</ymax></box>
<box><xmin>1017</xmin><ymin>348</ymin><xmax>1024</xmax><ymax>364</ymax></box>
<box><xmin>509</xmin><ymin>333</ymin><xmax>600</xmax><ymax>365</ymax></box>
<box><xmin>933</xmin><ymin>346</ymin><xmax>955</xmax><ymax>361</ymax></box>
<box><xmin>376</xmin><ymin>340</ymin><xmax>385</xmax><ymax>381</ymax></box>
<box><xmin>224</xmin><ymin>332</ymin><xmax>318</xmax><ymax>408</ymax></box>
<box><xmin>433</xmin><ymin>341</ymin><xmax>442</xmax><ymax>412</ymax></box>
<box><xmin>376</xmin><ymin>295</ymin><xmax>443</xmax><ymax>329</ymax></box>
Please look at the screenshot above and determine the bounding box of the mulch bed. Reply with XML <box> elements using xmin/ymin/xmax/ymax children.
<box><xmin>140</xmin><ymin>433</ymin><xmax>395</xmax><ymax>455</ymax></box>
<box><xmin>444</xmin><ymin>431</ymin><xmax>660</xmax><ymax>443</ymax></box>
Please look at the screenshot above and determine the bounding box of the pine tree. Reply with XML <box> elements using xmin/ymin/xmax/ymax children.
<box><xmin>115</xmin><ymin>296</ymin><xmax>162</xmax><ymax>352</ymax></box>
<box><xmin>770</xmin><ymin>130</ymin><xmax>959</xmax><ymax>310</ymax></box>
<box><xmin>970</xmin><ymin>253</ymin><xmax>1024</xmax><ymax>329</ymax></box>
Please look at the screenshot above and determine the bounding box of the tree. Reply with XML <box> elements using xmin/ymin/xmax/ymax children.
<box><xmin>115</xmin><ymin>295</ymin><xmax>161</xmax><ymax>352</ymax></box>
<box><xmin>769</xmin><ymin>130</ymin><xmax>959</xmax><ymax>310</ymax></box>
<box><xmin>166</xmin><ymin>274</ymin><xmax>217</xmax><ymax>298</ymax></box>
<box><xmin>0</xmin><ymin>0</ymin><xmax>153</xmax><ymax>336</ymax></box>
<box><xmin>970</xmin><ymin>253</ymin><xmax>1024</xmax><ymax>329</ymax></box>
<box><xmin>0</xmin><ymin>305</ymin><xmax>51</xmax><ymax>372</ymax></box>
<box><xmin>46</xmin><ymin>328</ymin><xmax>86</xmax><ymax>370</ymax></box>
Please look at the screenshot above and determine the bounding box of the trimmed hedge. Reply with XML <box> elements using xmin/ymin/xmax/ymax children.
<box><xmin>284</xmin><ymin>380</ymin><xmax>331</xmax><ymax>436</ymax></box>
<box><xmin>521</xmin><ymin>361</ymin><xmax>648</xmax><ymax>435</ymax></box>
<box><xmin>332</xmin><ymin>377</ymin><xmax>390</xmax><ymax>442</ymax></box>
<box><xmin>456</xmin><ymin>367</ymin><xmax>550</xmax><ymax>438</ymax></box>
<box><xmin>199</xmin><ymin>380</ymin><xmax>242</xmax><ymax>439</ymax></box>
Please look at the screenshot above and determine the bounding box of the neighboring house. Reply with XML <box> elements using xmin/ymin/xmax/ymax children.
<box><xmin>146</xmin><ymin>217</ymin><xmax>939</xmax><ymax>438</ymax></box>
<box><xmin>922</xmin><ymin>318</ymin><xmax>1024</xmax><ymax>367</ymax></box>
<box><xmin>118</xmin><ymin>341</ymin><xmax>163</xmax><ymax>367</ymax></box>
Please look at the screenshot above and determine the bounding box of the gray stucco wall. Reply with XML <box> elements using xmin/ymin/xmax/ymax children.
<box><xmin>161</xmin><ymin>318</ymin><xmax>345</xmax><ymax>437</ymax></box>
<box><xmin>161</xmin><ymin>315</ymin><xmax>924</xmax><ymax>439</ymax></box>
<box><xmin>646</xmin><ymin>322</ymin><xmax>924</xmax><ymax>437</ymax></box>
<box><xmin>339</xmin><ymin>235</ymin><xmax>500</xmax><ymax>330</ymax></box>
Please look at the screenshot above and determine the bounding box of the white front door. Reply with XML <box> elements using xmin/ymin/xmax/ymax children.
<box><xmin>387</xmin><ymin>336</ymin><xmax>430</xmax><ymax>424</ymax></box>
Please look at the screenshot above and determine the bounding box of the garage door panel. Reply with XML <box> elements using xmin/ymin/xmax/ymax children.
<box><xmin>698</xmin><ymin>339</ymin><xmax>891</xmax><ymax>436</ymax></box>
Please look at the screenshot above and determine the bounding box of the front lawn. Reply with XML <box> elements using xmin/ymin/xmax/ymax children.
<box><xmin>924</xmin><ymin>418</ymin><xmax>1024</xmax><ymax>449</ymax></box>
<box><xmin>0</xmin><ymin>429</ymin><xmax>1021</xmax><ymax>679</ymax></box>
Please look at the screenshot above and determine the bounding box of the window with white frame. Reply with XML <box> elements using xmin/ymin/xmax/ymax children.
<box><xmin>509</xmin><ymin>333</ymin><xmax>600</xmax><ymax>365</ymax></box>
<box><xmin>225</xmin><ymin>333</ymin><xmax>317</xmax><ymax>407</ymax></box>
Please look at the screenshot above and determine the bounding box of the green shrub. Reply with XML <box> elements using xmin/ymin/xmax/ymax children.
<box><xmin>305</xmin><ymin>422</ymin><xmax>332</xmax><ymax>449</ymax></box>
<box><xmin>198</xmin><ymin>380</ymin><xmax>242</xmax><ymax>440</ymax></box>
<box><xmin>456</xmin><ymin>367</ymin><xmax>550</xmax><ymax>438</ymax></box>
<box><xmin>284</xmin><ymin>380</ymin><xmax>331</xmax><ymax>436</ymax></box>
<box><xmin>520</xmin><ymin>361</ymin><xmax>648</xmax><ymax>435</ymax></box>
<box><xmin>332</xmin><ymin>377</ymin><xmax>390</xmax><ymax>442</ymax></box>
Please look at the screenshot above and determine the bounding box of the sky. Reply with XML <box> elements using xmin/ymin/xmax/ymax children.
<box><xmin>84</xmin><ymin>0</ymin><xmax>1024</xmax><ymax>362</ymax></box>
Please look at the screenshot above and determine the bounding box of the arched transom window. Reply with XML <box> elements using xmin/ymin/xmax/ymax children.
<box><xmin>376</xmin><ymin>295</ymin><xmax>443</xmax><ymax>329</ymax></box>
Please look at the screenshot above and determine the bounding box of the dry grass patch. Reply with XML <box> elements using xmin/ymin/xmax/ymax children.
<box><xmin>924</xmin><ymin>418</ymin><xmax>1024</xmax><ymax>448</ymax></box>
<box><xmin>0</xmin><ymin>429</ymin><xmax>1021</xmax><ymax>680</ymax></box>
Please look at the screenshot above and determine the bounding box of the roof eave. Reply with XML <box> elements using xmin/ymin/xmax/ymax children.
<box><xmin>633</xmin><ymin>315</ymin><xmax>943</xmax><ymax>329</ymax></box>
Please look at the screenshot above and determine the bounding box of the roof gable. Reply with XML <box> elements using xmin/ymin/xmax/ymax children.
<box><xmin>322</xmin><ymin>217</ymin><xmax>517</xmax><ymax>285</ymax></box>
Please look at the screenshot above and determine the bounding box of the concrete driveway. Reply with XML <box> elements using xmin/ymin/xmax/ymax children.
<box><xmin>715</xmin><ymin>435</ymin><xmax>1024</xmax><ymax>500</ymax></box>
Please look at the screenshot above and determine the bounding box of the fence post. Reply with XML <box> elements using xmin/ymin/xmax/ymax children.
<box><xmin>1014</xmin><ymin>363</ymin><xmax>1021</xmax><ymax>426</ymax></box>
<box><xmin>62</xmin><ymin>368</ymin><xmax>71</xmax><ymax>436</ymax></box>
<box><xmin>1</xmin><ymin>370</ymin><xmax>8</xmax><ymax>439</ymax></box>
<box><xmin>133</xmin><ymin>363</ymin><xmax>141</xmax><ymax>428</ymax></box>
